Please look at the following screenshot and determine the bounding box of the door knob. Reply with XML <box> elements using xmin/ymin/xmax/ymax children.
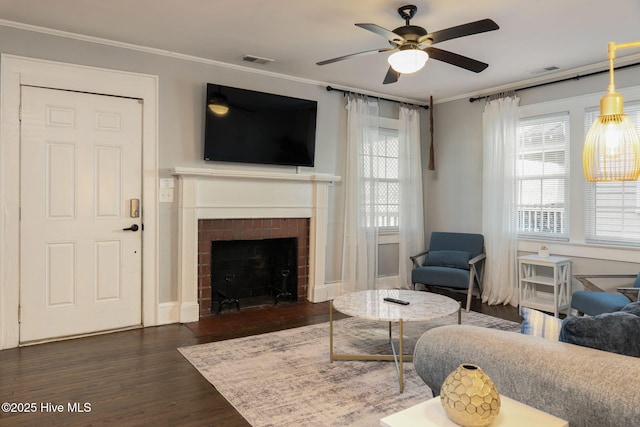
<box><xmin>122</xmin><ymin>224</ymin><xmax>139</xmax><ymax>232</ymax></box>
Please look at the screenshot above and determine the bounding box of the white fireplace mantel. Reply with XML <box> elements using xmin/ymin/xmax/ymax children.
<box><xmin>172</xmin><ymin>167</ymin><xmax>340</xmax><ymax>322</ymax></box>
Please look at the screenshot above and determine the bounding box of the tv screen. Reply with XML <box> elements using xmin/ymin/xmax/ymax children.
<box><xmin>204</xmin><ymin>83</ymin><xmax>317</xmax><ymax>167</ymax></box>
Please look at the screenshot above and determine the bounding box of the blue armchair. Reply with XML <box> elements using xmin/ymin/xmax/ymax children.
<box><xmin>410</xmin><ymin>232</ymin><xmax>486</xmax><ymax>312</ymax></box>
<box><xmin>571</xmin><ymin>273</ymin><xmax>640</xmax><ymax>316</ymax></box>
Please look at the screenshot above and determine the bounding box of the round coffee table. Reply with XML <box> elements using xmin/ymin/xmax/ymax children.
<box><xmin>330</xmin><ymin>289</ymin><xmax>461</xmax><ymax>393</ymax></box>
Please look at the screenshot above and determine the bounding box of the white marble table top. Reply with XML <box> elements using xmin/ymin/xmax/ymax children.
<box><xmin>332</xmin><ymin>289</ymin><xmax>460</xmax><ymax>322</ymax></box>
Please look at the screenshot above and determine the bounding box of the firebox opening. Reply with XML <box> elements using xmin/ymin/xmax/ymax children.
<box><xmin>211</xmin><ymin>237</ymin><xmax>298</xmax><ymax>313</ymax></box>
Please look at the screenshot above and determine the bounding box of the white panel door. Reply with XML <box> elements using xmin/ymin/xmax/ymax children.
<box><xmin>19</xmin><ymin>86</ymin><xmax>143</xmax><ymax>343</ymax></box>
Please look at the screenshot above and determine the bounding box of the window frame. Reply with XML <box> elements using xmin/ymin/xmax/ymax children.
<box><xmin>516</xmin><ymin>84</ymin><xmax>640</xmax><ymax>260</ymax></box>
<box><xmin>361</xmin><ymin>117</ymin><xmax>400</xmax><ymax>234</ymax></box>
<box><xmin>584</xmin><ymin>102</ymin><xmax>640</xmax><ymax>247</ymax></box>
<box><xmin>516</xmin><ymin>112</ymin><xmax>571</xmax><ymax>241</ymax></box>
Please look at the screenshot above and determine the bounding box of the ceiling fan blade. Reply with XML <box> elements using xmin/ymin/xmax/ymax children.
<box><xmin>383</xmin><ymin>67</ymin><xmax>400</xmax><ymax>85</ymax></box>
<box><xmin>425</xmin><ymin>47</ymin><xmax>489</xmax><ymax>73</ymax></box>
<box><xmin>420</xmin><ymin>19</ymin><xmax>499</xmax><ymax>45</ymax></box>
<box><xmin>356</xmin><ymin>23</ymin><xmax>406</xmax><ymax>44</ymax></box>
<box><xmin>317</xmin><ymin>47</ymin><xmax>393</xmax><ymax>66</ymax></box>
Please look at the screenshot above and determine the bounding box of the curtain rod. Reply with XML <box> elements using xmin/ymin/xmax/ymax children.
<box><xmin>325</xmin><ymin>86</ymin><xmax>429</xmax><ymax>109</ymax></box>
<box><xmin>469</xmin><ymin>61</ymin><xmax>640</xmax><ymax>103</ymax></box>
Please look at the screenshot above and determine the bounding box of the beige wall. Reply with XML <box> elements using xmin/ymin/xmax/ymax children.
<box><xmin>0</xmin><ymin>24</ymin><xmax>431</xmax><ymax>303</ymax></box>
<box><xmin>0</xmin><ymin>25</ymin><xmax>347</xmax><ymax>302</ymax></box>
<box><xmin>2</xmin><ymin>23</ymin><xmax>636</xmax><ymax>309</ymax></box>
<box><xmin>425</xmin><ymin>67</ymin><xmax>640</xmax><ymax>287</ymax></box>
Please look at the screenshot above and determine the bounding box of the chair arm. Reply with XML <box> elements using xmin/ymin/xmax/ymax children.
<box><xmin>410</xmin><ymin>250</ymin><xmax>429</xmax><ymax>268</ymax></box>
<box><xmin>468</xmin><ymin>253</ymin><xmax>486</xmax><ymax>265</ymax></box>
<box><xmin>573</xmin><ymin>274</ymin><xmax>638</xmax><ymax>292</ymax></box>
<box><xmin>617</xmin><ymin>287</ymin><xmax>640</xmax><ymax>302</ymax></box>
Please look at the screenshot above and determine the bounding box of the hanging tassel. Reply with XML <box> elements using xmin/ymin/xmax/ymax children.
<box><xmin>428</xmin><ymin>95</ymin><xmax>435</xmax><ymax>171</ymax></box>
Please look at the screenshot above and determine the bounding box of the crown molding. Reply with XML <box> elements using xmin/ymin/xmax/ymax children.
<box><xmin>438</xmin><ymin>52</ymin><xmax>640</xmax><ymax>105</ymax></box>
<box><xmin>0</xmin><ymin>19</ymin><xmax>425</xmax><ymax>105</ymax></box>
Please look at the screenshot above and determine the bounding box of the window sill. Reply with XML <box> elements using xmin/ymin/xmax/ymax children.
<box><xmin>379</xmin><ymin>232</ymin><xmax>399</xmax><ymax>245</ymax></box>
<box><xmin>518</xmin><ymin>239</ymin><xmax>639</xmax><ymax>263</ymax></box>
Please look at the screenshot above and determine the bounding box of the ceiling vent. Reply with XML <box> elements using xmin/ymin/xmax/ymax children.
<box><xmin>531</xmin><ymin>65</ymin><xmax>560</xmax><ymax>75</ymax></box>
<box><xmin>242</xmin><ymin>55</ymin><xmax>275</xmax><ymax>65</ymax></box>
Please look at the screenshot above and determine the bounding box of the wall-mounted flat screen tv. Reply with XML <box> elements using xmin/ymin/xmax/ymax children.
<box><xmin>204</xmin><ymin>83</ymin><xmax>317</xmax><ymax>167</ymax></box>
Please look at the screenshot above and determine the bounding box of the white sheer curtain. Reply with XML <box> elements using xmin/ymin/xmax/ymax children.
<box><xmin>398</xmin><ymin>105</ymin><xmax>424</xmax><ymax>289</ymax></box>
<box><xmin>341</xmin><ymin>95</ymin><xmax>380</xmax><ymax>293</ymax></box>
<box><xmin>482</xmin><ymin>94</ymin><xmax>519</xmax><ymax>306</ymax></box>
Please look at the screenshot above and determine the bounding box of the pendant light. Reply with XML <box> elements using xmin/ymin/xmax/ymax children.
<box><xmin>583</xmin><ymin>41</ymin><xmax>640</xmax><ymax>182</ymax></box>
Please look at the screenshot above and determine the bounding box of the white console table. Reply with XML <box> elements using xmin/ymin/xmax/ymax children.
<box><xmin>518</xmin><ymin>254</ymin><xmax>572</xmax><ymax>317</ymax></box>
<box><xmin>380</xmin><ymin>396</ymin><xmax>568</xmax><ymax>427</ymax></box>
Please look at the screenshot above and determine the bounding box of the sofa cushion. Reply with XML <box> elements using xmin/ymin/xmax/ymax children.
<box><xmin>520</xmin><ymin>307</ymin><xmax>562</xmax><ymax>340</ymax></box>
<box><xmin>621</xmin><ymin>300</ymin><xmax>640</xmax><ymax>315</ymax></box>
<box><xmin>559</xmin><ymin>306</ymin><xmax>640</xmax><ymax>357</ymax></box>
<box><xmin>570</xmin><ymin>290</ymin><xmax>631</xmax><ymax>316</ymax></box>
<box><xmin>412</xmin><ymin>266</ymin><xmax>470</xmax><ymax>289</ymax></box>
<box><xmin>423</xmin><ymin>250</ymin><xmax>471</xmax><ymax>270</ymax></box>
<box><xmin>414</xmin><ymin>324</ymin><xmax>640</xmax><ymax>427</ymax></box>
<box><xmin>428</xmin><ymin>232</ymin><xmax>484</xmax><ymax>259</ymax></box>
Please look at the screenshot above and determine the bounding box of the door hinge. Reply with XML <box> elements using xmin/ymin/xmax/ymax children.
<box><xmin>19</xmin><ymin>104</ymin><xmax>23</xmax><ymax>121</ymax></box>
<box><xmin>18</xmin><ymin>305</ymin><xmax>22</xmax><ymax>323</ymax></box>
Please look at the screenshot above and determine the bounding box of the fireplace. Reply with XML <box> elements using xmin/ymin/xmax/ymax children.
<box><xmin>173</xmin><ymin>167</ymin><xmax>340</xmax><ymax>323</ymax></box>
<box><xmin>198</xmin><ymin>218</ymin><xmax>309</xmax><ymax>317</ymax></box>
<box><xmin>211</xmin><ymin>237</ymin><xmax>298</xmax><ymax>313</ymax></box>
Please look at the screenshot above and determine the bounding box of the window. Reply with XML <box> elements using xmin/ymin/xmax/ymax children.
<box><xmin>517</xmin><ymin>112</ymin><xmax>570</xmax><ymax>239</ymax></box>
<box><xmin>585</xmin><ymin>101</ymin><xmax>640</xmax><ymax>246</ymax></box>
<box><xmin>362</xmin><ymin>126</ymin><xmax>399</xmax><ymax>230</ymax></box>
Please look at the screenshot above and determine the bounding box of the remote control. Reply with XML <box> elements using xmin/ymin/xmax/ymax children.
<box><xmin>383</xmin><ymin>297</ymin><xmax>410</xmax><ymax>305</ymax></box>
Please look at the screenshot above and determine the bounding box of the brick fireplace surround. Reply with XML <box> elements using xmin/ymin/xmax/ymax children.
<box><xmin>198</xmin><ymin>218</ymin><xmax>310</xmax><ymax>317</ymax></box>
<box><xmin>172</xmin><ymin>167</ymin><xmax>340</xmax><ymax>323</ymax></box>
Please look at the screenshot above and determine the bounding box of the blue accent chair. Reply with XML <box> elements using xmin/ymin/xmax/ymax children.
<box><xmin>571</xmin><ymin>273</ymin><xmax>640</xmax><ymax>316</ymax></box>
<box><xmin>410</xmin><ymin>232</ymin><xmax>486</xmax><ymax>312</ymax></box>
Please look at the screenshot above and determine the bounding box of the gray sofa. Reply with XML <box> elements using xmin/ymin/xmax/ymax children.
<box><xmin>414</xmin><ymin>325</ymin><xmax>640</xmax><ymax>427</ymax></box>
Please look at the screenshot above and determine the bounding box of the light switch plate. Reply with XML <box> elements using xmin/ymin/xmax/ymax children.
<box><xmin>159</xmin><ymin>178</ymin><xmax>175</xmax><ymax>189</ymax></box>
<box><xmin>159</xmin><ymin>188</ymin><xmax>174</xmax><ymax>202</ymax></box>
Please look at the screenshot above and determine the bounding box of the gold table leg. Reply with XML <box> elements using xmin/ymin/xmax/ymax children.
<box><xmin>329</xmin><ymin>300</ymin><xmax>334</xmax><ymax>362</ymax></box>
<box><xmin>329</xmin><ymin>295</ymin><xmax>460</xmax><ymax>394</ymax></box>
<box><xmin>399</xmin><ymin>318</ymin><xmax>404</xmax><ymax>393</ymax></box>
<box><xmin>329</xmin><ymin>303</ymin><xmax>411</xmax><ymax>393</ymax></box>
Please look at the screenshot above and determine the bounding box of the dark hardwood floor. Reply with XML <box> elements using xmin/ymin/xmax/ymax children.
<box><xmin>0</xmin><ymin>289</ymin><xmax>519</xmax><ymax>426</ymax></box>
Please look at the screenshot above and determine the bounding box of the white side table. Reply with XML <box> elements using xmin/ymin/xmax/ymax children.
<box><xmin>380</xmin><ymin>396</ymin><xmax>568</xmax><ymax>427</ymax></box>
<box><xmin>518</xmin><ymin>254</ymin><xmax>572</xmax><ymax>317</ymax></box>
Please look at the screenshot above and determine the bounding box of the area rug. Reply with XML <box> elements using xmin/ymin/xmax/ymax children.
<box><xmin>178</xmin><ymin>311</ymin><xmax>520</xmax><ymax>427</ymax></box>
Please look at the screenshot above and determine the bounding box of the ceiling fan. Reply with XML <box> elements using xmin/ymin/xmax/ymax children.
<box><xmin>317</xmin><ymin>4</ymin><xmax>499</xmax><ymax>84</ymax></box>
<box><xmin>207</xmin><ymin>85</ymin><xmax>255</xmax><ymax>116</ymax></box>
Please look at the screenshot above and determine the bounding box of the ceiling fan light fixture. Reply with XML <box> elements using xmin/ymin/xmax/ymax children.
<box><xmin>388</xmin><ymin>49</ymin><xmax>428</xmax><ymax>74</ymax></box>
<box><xmin>208</xmin><ymin>98</ymin><xmax>230</xmax><ymax>116</ymax></box>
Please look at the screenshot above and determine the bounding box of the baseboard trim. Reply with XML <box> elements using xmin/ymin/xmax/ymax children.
<box><xmin>180</xmin><ymin>302</ymin><xmax>200</xmax><ymax>323</ymax></box>
<box><xmin>157</xmin><ymin>302</ymin><xmax>180</xmax><ymax>325</ymax></box>
<box><xmin>309</xmin><ymin>282</ymin><xmax>341</xmax><ymax>302</ymax></box>
<box><xmin>377</xmin><ymin>275</ymin><xmax>400</xmax><ymax>289</ymax></box>
<box><xmin>310</xmin><ymin>276</ymin><xmax>402</xmax><ymax>302</ymax></box>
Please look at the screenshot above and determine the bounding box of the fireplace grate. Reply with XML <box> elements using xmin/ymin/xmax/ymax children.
<box><xmin>211</xmin><ymin>237</ymin><xmax>298</xmax><ymax>313</ymax></box>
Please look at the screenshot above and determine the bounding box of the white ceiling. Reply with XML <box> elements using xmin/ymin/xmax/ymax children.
<box><xmin>1</xmin><ymin>0</ymin><xmax>640</xmax><ymax>103</ymax></box>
